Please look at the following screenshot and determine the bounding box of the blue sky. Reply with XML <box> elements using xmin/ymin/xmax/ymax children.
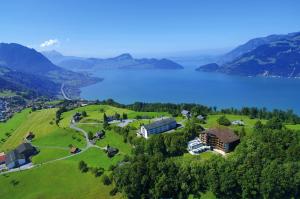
<box><xmin>0</xmin><ymin>0</ymin><xmax>300</xmax><ymax>57</ymax></box>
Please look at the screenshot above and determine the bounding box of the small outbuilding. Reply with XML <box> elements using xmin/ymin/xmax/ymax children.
<box><xmin>106</xmin><ymin>145</ymin><xmax>119</xmax><ymax>158</ymax></box>
<box><xmin>25</xmin><ymin>132</ymin><xmax>35</xmax><ymax>141</ymax></box>
<box><xmin>231</xmin><ymin>120</ymin><xmax>245</xmax><ymax>126</ymax></box>
<box><xmin>181</xmin><ymin>110</ymin><xmax>191</xmax><ymax>118</ymax></box>
<box><xmin>95</xmin><ymin>130</ymin><xmax>105</xmax><ymax>139</ymax></box>
<box><xmin>70</xmin><ymin>147</ymin><xmax>80</xmax><ymax>154</ymax></box>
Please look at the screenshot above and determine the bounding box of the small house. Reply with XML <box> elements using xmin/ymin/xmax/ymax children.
<box><xmin>231</xmin><ymin>120</ymin><xmax>245</xmax><ymax>126</ymax></box>
<box><xmin>181</xmin><ymin>110</ymin><xmax>191</xmax><ymax>118</ymax></box>
<box><xmin>25</xmin><ymin>132</ymin><xmax>35</xmax><ymax>141</ymax></box>
<box><xmin>70</xmin><ymin>147</ymin><xmax>80</xmax><ymax>154</ymax></box>
<box><xmin>95</xmin><ymin>130</ymin><xmax>105</xmax><ymax>139</ymax></box>
<box><xmin>73</xmin><ymin>112</ymin><xmax>82</xmax><ymax>122</ymax></box>
<box><xmin>197</xmin><ymin>115</ymin><xmax>205</xmax><ymax>120</ymax></box>
<box><xmin>0</xmin><ymin>152</ymin><xmax>6</xmax><ymax>165</ymax></box>
<box><xmin>106</xmin><ymin>145</ymin><xmax>119</xmax><ymax>158</ymax></box>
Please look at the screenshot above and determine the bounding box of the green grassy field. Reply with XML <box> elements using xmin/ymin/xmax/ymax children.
<box><xmin>286</xmin><ymin>124</ymin><xmax>300</xmax><ymax>131</ymax></box>
<box><xmin>0</xmin><ymin>105</ymin><xmax>134</xmax><ymax>199</ymax></box>
<box><xmin>171</xmin><ymin>151</ymin><xmax>218</xmax><ymax>166</ymax></box>
<box><xmin>0</xmin><ymin>148</ymin><xmax>122</xmax><ymax>199</ymax></box>
<box><xmin>2</xmin><ymin>104</ymin><xmax>299</xmax><ymax>199</ymax></box>
<box><xmin>202</xmin><ymin>114</ymin><xmax>267</xmax><ymax>135</ymax></box>
<box><xmin>77</xmin><ymin>123</ymin><xmax>132</xmax><ymax>155</ymax></box>
<box><xmin>59</xmin><ymin>104</ymin><xmax>170</xmax><ymax>127</ymax></box>
<box><xmin>0</xmin><ymin>109</ymin><xmax>31</xmax><ymax>148</ymax></box>
<box><xmin>0</xmin><ymin>109</ymin><xmax>84</xmax><ymax>152</ymax></box>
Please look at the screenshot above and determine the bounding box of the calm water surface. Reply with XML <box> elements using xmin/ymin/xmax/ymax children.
<box><xmin>81</xmin><ymin>68</ymin><xmax>300</xmax><ymax>114</ymax></box>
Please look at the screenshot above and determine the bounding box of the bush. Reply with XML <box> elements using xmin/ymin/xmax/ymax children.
<box><xmin>78</xmin><ymin>161</ymin><xmax>89</xmax><ymax>173</ymax></box>
<box><xmin>102</xmin><ymin>174</ymin><xmax>112</xmax><ymax>185</ymax></box>
<box><xmin>217</xmin><ymin>115</ymin><xmax>231</xmax><ymax>126</ymax></box>
<box><xmin>90</xmin><ymin>167</ymin><xmax>104</xmax><ymax>177</ymax></box>
<box><xmin>110</xmin><ymin>187</ymin><xmax>118</xmax><ymax>196</ymax></box>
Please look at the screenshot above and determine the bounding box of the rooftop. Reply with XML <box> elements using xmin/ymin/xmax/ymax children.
<box><xmin>5</xmin><ymin>150</ymin><xmax>25</xmax><ymax>164</ymax></box>
<box><xmin>202</xmin><ymin>128</ymin><xmax>240</xmax><ymax>144</ymax></box>
<box><xmin>16</xmin><ymin>143</ymin><xmax>36</xmax><ymax>154</ymax></box>
<box><xmin>143</xmin><ymin>118</ymin><xmax>176</xmax><ymax>130</ymax></box>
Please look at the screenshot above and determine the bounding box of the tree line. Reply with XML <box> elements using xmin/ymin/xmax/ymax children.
<box><xmin>111</xmin><ymin>119</ymin><xmax>300</xmax><ymax>198</ymax></box>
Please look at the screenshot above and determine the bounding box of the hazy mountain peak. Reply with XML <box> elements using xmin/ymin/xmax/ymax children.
<box><xmin>114</xmin><ymin>53</ymin><xmax>133</xmax><ymax>60</ymax></box>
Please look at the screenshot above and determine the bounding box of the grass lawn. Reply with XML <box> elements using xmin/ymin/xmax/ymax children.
<box><xmin>0</xmin><ymin>108</ymin><xmax>85</xmax><ymax>152</ymax></box>
<box><xmin>286</xmin><ymin>124</ymin><xmax>300</xmax><ymax>131</ymax></box>
<box><xmin>203</xmin><ymin>114</ymin><xmax>266</xmax><ymax>135</ymax></box>
<box><xmin>171</xmin><ymin>151</ymin><xmax>218</xmax><ymax>166</ymax></box>
<box><xmin>31</xmin><ymin>148</ymin><xmax>70</xmax><ymax>164</ymax></box>
<box><xmin>0</xmin><ymin>148</ymin><xmax>122</xmax><ymax>199</ymax></box>
<box><xmin>59</xmin><ymin>104</ymin><xmax>170</xmax><ymax>128</ymax></box>
<box><xmin>189</xmin><ymin>191</ymin><xmax>217</xmax><ymax>199</ymax></box>
<box><xmin>0</xmin><ymin>109</ymin><xmax>31</xmax><ymax>148</ymax></box>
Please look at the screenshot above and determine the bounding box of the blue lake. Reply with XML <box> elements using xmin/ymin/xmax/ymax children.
<box><xmin>80</xmin><ymin>68</ymin><xmax>300</xmax><ymax>114</ymax></box>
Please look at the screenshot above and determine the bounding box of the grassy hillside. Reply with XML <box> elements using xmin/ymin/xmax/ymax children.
<box><xmin>0</xmin><ymin>148</ymin><xmax>122</xmax><ymax>199</ymax></box>
<box><xmin>0</xmin><ymin>109</ymin><xmax>31</xmax><ymax>149</ymax></box>
<box><xmin>0</xmin><ymin>108</ymin><xmax>84</xmax><ymax>152</ymax></box>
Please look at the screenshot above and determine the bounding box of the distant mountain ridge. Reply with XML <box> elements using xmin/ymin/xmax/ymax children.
<box><xmin>196</xmin><ymin>32</ymin><xmax>300</xmax><ymax>78</ymax></box>
<box><xmin>42</xmin><ymin>51</ymin><xmax>184</xmax><ymax>71</ymax></box>
<box><xmin>0</xmin><ymin>43</ymin><xmax>101</xmax><ymax>98</ymax></box>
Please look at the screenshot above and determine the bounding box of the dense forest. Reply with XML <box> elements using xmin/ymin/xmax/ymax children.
<box><xmin>112</xmin><ymin>119</ymin><xmax>300</xmax><ymax>199</ymax></box>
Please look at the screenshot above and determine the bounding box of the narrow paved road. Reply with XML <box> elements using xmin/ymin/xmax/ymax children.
<box><xmin>61</xmin><ymin>83</ymin><xmax>72</xmax><ymax>100</ymax></box>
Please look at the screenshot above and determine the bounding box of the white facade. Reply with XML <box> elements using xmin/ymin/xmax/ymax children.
<box><xmin>6</xmin><ymin>158</ymin><xmax>26</xmax><ymax>169</ymax></box>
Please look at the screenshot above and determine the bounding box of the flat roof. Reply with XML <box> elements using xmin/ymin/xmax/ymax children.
<box><xmin>143</xmin><ymin>118</ymin><xmax>176</xmax><ymax>130</ymax></box>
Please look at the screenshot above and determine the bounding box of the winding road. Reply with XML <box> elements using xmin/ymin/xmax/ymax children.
<box><xmin>61</xmin><ymin>83</ymin><xmax>72</xmax><ymax>101</ymax></box>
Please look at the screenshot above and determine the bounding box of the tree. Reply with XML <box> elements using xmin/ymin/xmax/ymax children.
<box><xmin>122</xmin><ymin>113</ymin><xmax>128</xmax><ymax>120</ymax></box>
<box><xmin>88</xmin><ymin>131</ymin><xmax>94</xmax><ymax>140</ymax></box>
<box><xmin>102</xmin><ymin>174</ymin><xmax>112</xmax><ymax>185</ymax></box>
<box><xmin>103</xmin><ymin>113</ymin><xmax>108</xmax><ymax>122</ymax></box>
<box><xmin>82</xmin><ymin>111</ymin><xmax>87</xmax><ymax>117</ymax></box>
<box><xmin>217</xmin><ymin>116</ymin><xmax>231</xmax><ymax>126</ymax></box>
<box><xmin>90</xmin><ymin>167</ymin><xmax>104</xmax><ymax>177</ymax></box>
<box><xmin>78</xmin><ymin>160</ymin><xmax>89</xmax><ymax>173</ymax></box>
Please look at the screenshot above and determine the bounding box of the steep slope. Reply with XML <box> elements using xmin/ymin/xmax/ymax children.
<box><xmin>218</xmin><ymin>32</ymin><xmax>299</xmax><ymax>64</ymax></box>
<box><xmin>42</xmin><ymin>52</ymin><xmax>184</xmax><ymax>71</ymax></box>
<box><xmin>196</xmin><ymin>32</ymin><xmax>300</xmax><ymax>78</ymax></box>
<box><xmin>0</xmin><ymin>65</ymin><xmax>60</xmax><ymax>97</ymax></box>
<box><xmin>0</xmin><ymin>43</ymin><xmax>101</xmax><ymax>97</ymax></box>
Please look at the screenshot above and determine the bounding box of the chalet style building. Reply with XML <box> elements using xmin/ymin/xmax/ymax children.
<box><xmin>5</xmin><ymin>143</ymin><xmax>37</xmax><ymax>169</ymax></box>
<box><xmin>140</xmin><ymin>118</ymin><xmax>177</xmax><ymax>138</ymax></box>
<box><xmin>199</xmin><ymin>128</ymin><xmax>240</xmax><ymax>153</ymax></box>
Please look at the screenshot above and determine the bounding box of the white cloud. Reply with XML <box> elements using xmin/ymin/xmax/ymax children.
<box><xmin>40</xmin><ymin>39</ymin><xmax>59</xmax><ymax>48</ymax></box>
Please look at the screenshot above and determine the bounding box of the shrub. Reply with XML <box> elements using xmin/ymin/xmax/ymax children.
<box><xmin>217</xmin><ymin>115</ymin><xmax>231</xmax><ymax>126</ymax></box>
<box><xmin>102</xmin><ymin>174</ymin><xmax>112</xmax><ymax>185</ymax></box>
